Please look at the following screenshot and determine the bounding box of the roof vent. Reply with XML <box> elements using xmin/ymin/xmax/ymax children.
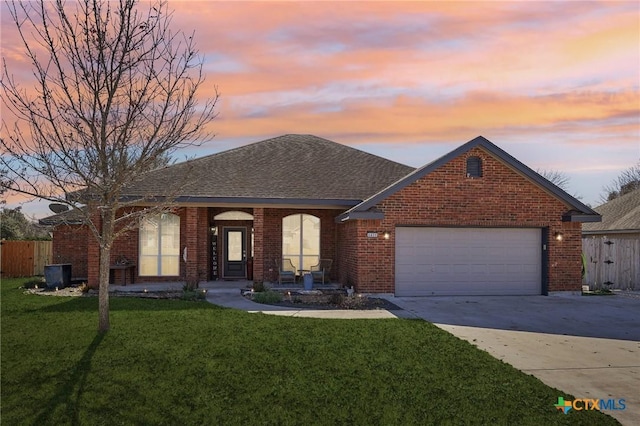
<box><xmin>466</xmin><ymin>156</ymin><xmax>482</xmax><ymax>178</ymax></box>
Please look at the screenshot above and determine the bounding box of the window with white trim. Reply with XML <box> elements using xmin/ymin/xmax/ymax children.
<box><xmin>139</xmin><ymin>213</ymin><xmax>180</xmax><ymax>276</ymax></box>
<box><xmin>282</xmin><ymin>214</ymin><xmax>320</xmax><ymax>272</ymax></box>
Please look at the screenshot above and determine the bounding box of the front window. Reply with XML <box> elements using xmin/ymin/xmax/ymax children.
<box><xmin>282</xmin><ymin>214</ymin><xmax>320</xmax><ymax>272</ymax></box>
<box><xmin>139</xmin><ymin>213</ymin><xmax>180</xmax><ymax>276</ymax></box>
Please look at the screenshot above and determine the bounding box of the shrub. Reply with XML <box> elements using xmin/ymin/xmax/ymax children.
<box><xmin>252</xmin><ymin>281</ymin><xmax>266</xmax><ymax>292</ymax></box>
<box><xmin>183</xmin><ymin>278</ymin><xmax>199</xmax><ymax>291</ymax></box>
<box><xmin>328</xmin><ymin>293</ymin><xmax>344</xmax><ymax>305</ymax></box>
<box><xmin>582</xmin><ymin>289</ymin><xmax>614</xmax><ymax>296</ymax></box>
<box><xmin>252</xmin><ymin>290</ymin><xmax>282</xmax><ymax>304</ymax></box>
<box><xmin>181</xmin><ymin>289</ymin><xmax>206</xmax><ymax>301</ymax></box>
<box><xmin>21</xmin><ymin>278</ymin><xmax>45</xmax><ymax>289</ymax></box>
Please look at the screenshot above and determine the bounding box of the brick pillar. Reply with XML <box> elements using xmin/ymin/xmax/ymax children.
<box><xmin>253</xmin><ymin>208</ymin><xmax>264</xmax><ymax>282</ymax></box>
<box><xmin>184</xmin><ymin>207</ymin><xmax>199</xmax><ymax>281</ymax></box>
<box><xmin>197</xmin><ymin>208</ymin><xmax>209</xmax><ymax>280</ymax></box>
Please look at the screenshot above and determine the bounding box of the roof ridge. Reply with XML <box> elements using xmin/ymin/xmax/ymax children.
<box><xmin>594</xmin><ymin>187</ymin><xmax>640</xmax><ymax>210</ymax></box>
<box><xmin>120</xmin><ymin>134</ymin><xmax>414</xmax><ymax>202</ymax></box>
<box><xmin>143</xmin><ymin>134</ymin><xmax>413</xmax><ymax>173</ymax></box>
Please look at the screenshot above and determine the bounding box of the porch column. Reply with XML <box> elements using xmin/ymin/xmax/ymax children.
<box><xmin>184</xmin><ymin>207</ymin><xmax>199</xmax><ymax>281</ymax></box>
<box><xmin>253</xmin><ymin>208</ymin><xmax>264</xmax><ymax>282</ymax></box>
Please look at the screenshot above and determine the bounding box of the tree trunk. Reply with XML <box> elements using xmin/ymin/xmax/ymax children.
<box><xmin>98</xmin><ymin>245</ymin><xmax>111</xmax><ymax>332</ymax></box>
<box><xmin>98</xmin><ymin>212</ymin><xmax>114</xmax><ymax>332</ymax></box>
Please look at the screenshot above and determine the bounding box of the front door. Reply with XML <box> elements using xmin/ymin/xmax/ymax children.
<box><xmin>224</xmin><ymin>227</ymin><xmax>246</xmax><ymax>278</ymax></box>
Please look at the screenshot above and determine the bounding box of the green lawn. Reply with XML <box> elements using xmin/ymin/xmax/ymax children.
<box><xmin>1</xmin><ymin>278</ymin><xmax>618</xmax><ymax>425</ymax></box>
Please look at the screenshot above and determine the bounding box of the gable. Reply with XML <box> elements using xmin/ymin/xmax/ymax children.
<box><xmin>337</xmin><ymin>136</ymin><xmax>601</xmax><ymax>223</ymax></box>
<box><xmin>378</xmin><ymin>146</ymin><xmax>572</xmax><ymax>223</ymax></box>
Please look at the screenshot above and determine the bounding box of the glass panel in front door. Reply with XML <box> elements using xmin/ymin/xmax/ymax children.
<box><xmin>227</xmin><ymin>231</ymin><xmax>243</xmax><ymax>261</ymax></box>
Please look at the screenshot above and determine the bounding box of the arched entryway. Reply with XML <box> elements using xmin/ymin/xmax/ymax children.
<box><xmin>212</xmin><ymin>211</ymin><xmax>254</xmax><ymax>280</ymax></box>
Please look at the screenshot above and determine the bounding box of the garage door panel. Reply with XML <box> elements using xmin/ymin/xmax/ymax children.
<box><xmin>395</xmin><ymin>227</ymin><xmax>541</xmax><ymax>296</ymax></box>
<box><xmin>396</xmin><ymin>247</ymin><xmax>418</xmax><ymax>258</ymax></box>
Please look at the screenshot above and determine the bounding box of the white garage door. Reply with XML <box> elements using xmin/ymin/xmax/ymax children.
<box><xmin>395</xmin><ymin>227</ymin><xmax>542</xmax><ymax>296</ymax></box>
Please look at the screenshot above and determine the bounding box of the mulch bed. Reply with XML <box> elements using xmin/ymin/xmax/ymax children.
<box><xmin>25</xmin><ymin>285</ymin><xmax>404</xmax><ymax>310</ymax></box>
<box><xmin>268</xmin><ymin>297</ymin><xmax>403</xmax><ymax>311</ymax></box>
<box><xmin>104</xmin><ymin>290</ymin><xmax>186</xmax><ymax>299</ymax></box>
<box><xmin>246</xmin><ymin>289</ymin><xmax>403</xmax><ymax>311</ymax></box>
<box><xmin>24</xmin><ymin>287</ymin><xmax>186</xmax><ymax>299</ymax></box>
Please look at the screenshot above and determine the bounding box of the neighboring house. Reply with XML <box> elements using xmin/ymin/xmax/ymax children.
<box><xmin>41</xmin><ymin>134</ymin><xmax>600</xmax><ymax>295</ymax></box>
<box><xmin>582</xmin><ymin>189</ymin><xmax>640</xmax><ymax>290</ymax></box>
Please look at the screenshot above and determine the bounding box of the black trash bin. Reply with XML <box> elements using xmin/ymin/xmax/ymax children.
<box><xmin>44</xmin><ymin>264</ymin><xmax>72</xmax><ymax>289</ymax></box>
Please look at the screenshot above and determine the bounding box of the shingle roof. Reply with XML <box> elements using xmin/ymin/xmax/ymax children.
<box><xmin>582</xmin><ymin>189</ymin><xmax>640</xmax><ymax>233</ymax></box>
<box><xmin>122</xmin><ymin>134</ymin><xmax>414</xmax><ymax>205</ymax></box>
<box><xmin>39</xmin><ymin>206</ymin><xmax>87</xmax><ymax>226</ymax></box>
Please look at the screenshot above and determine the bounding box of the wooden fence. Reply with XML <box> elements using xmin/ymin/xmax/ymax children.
<box><xmin>582</xmin><ymin>234</ymin><xmax>640</xmax><ymax>290</ymax></box>
<box><xmin>0</xmin><ymin>240</ymin><xmax>53</xmax><ymax>277</ymax></box>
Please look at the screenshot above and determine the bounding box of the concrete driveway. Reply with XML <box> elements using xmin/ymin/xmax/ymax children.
<box><xmin>387</xmin><ymin>293</ymin><xmax>640</xmax><ymax>425</ymax></box>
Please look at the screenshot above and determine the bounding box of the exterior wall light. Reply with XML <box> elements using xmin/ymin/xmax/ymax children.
<box><xmin>554</xmin><ymin>232</ymin><xmax>563</xmax><ymax>241</ymax></box>
<box><xmin>383</xmin><ymin>232</ymin><xmax>390</xmax><ymax>240</ymax></box>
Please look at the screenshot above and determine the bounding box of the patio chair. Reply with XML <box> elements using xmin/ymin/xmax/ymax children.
<box><xmin>310</xmin><ymin>259</ymin><xmax>333</xmax><ymax>284</ymax></box>
<box><xmin>275</xmin><ymin>258</ymin><xmax>296</xmax><ymax>285</ymax></box>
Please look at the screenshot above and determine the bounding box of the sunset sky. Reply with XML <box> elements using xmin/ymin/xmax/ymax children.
<box><xmin>1</xmin><ymin>1</ymin><xmax>639</xmax><ymax>218</ymax></box>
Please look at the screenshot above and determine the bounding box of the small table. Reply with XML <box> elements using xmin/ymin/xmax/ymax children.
<box><xmin>109</xmin><ymin>264</ymin><xmax>136</xmax><ymax>285</ymax></box>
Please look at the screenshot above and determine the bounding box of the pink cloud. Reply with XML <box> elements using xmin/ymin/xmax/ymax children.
<box><xmin>207</xmin><ymin>88</ymin><xmax>639</xmax><ymax>146</ymax></box>
<box><xmin>2</xmin><ymin>0</ymin><xmax>638</xmax><ymax>213</ymax></box>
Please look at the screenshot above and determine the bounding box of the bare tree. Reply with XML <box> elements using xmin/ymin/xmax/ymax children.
<box><xmin>601</xmin><ymin>161</ymin><xmax>640</xmax><ymax>202</ymax></box>
<box><xmin>0</xmin><ymin>169</ymin><xmax>7</xmax><ymax>205</ymax></box>
<box><xmin>1</xmin><ymin>0</ymin><xmax>218</xmax><ymax>331</ymax></box>
<box><xmin>537</xmin><ymin>168</ymin><xmax>571</xmax><ymax>192</ymax></box>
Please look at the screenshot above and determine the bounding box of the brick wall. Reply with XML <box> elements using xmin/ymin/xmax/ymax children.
<box><xmin>260</xmin><ymin>208</ymin><xmax>341</xmax><ymax>283</ymax></box>
<box><xmin>52</xmin><ymin>224</ymin><xmax>89</xmax><ymax>279</ymax></box>
<box><xmin>86</xmin><ymin>207</ymin><xmax>212</xmax><ymax>287</ymax></box>
<box><xmin>337</xmin><ymin>220</ymin><xmax>358</xmax><ymax>288</ymax></box>
<box><xmin>342</xmin><ymin>146</ymin><xmax>583</xmax><ymax>294</ymax></box>
<box><xmin>81</xmin><ymin>206</ymin><xmax>343</xmax><ymax>287</ymax></box>
<box><xmin>103</xmin><ymin>209</ymin><xmax>179</xmax><ymax>285</ymax></box>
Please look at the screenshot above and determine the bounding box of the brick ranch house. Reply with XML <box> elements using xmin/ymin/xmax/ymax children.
<box><xmin>42</xmin><ymin>134</ymin><xmax>601</xmax><ymax>296</ymax></box>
